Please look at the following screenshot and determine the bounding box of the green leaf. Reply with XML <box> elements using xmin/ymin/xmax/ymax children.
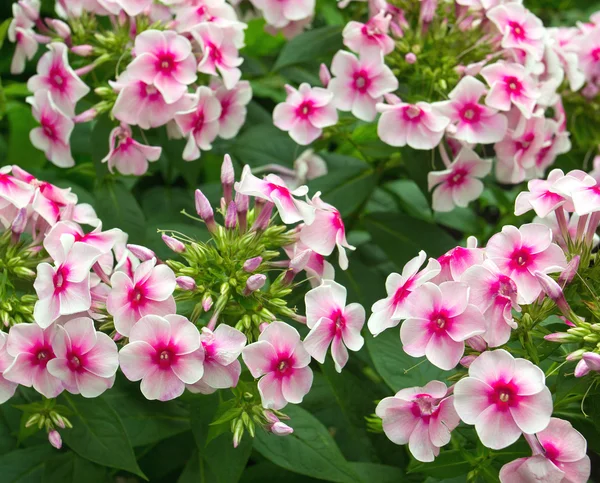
<box><xmin>229</xmin><ymin>124</ymin><xmax>299</xmax><ymax>168</ymax></box>
<box><xmin>364</xmin><ymin>212</ymin><xmax>456</xmax><ymax>269</ymax></box>
<box><xmin>242</xmin><ymin>18</ymin><xmax>285</xmax><ymax>57</ymax></box>
<box><xmin>350</xmin><ymin>463</ymin><xmax>404</xmax><ymax>482</ymax></box>
<box><xmin>253</xmin><ymin>405</ymin><xmax>359</xmax><ymax>483</ymax></box>
<box><xmin>43</xmin><ymin>451</ymin><xmax>107</xmax><ymax>483</ymax></box>
<box><xmin>0</xmin><ymin>19</ymin><xmax>11</xmax><ymax>49</ymax></box>
<box><xmin>203</xmin><ymin>432</ymin><xmax>253</xmax><ymax>483</ymax></box>
<box><xmin>408</xmin><ymin>450</ymin><xmax>471</xmax><ymax>479</ymax></box>
<box><xmin>366</xmin><ymin>329</ymin><xmax>450</xmax><ymax>391</ymax></box>
<box><xmin>273</xmin><ymin>26</ymin><xmax>343</xmax><ymax>71</ymax></box>
<box><xmin>5</xmin><ymin>101</ymin><xmax>47</xmax><ymax>170</ymax></box>
<box><xmin>0</xmin><ymin>445</ymin><xmax>55</xmax><ymax>483</ymax></box>
<box><xmin>60</xmin><ymin>394</ymin><xmax>145</xmax><ymax>479</ymax></box>
<box><xmin>178</xmin><ymin>450</ymin><xmax>202</xmax><ymax>483</ymax></box>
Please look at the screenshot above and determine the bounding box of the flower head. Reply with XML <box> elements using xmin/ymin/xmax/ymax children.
<box><xmin>102</xmin><ymin>125</ymin><xmax>162</xmax><ymax>176</ymax></box>
<box><xmin>342</xmin><ymin>11</ymin><xmax>394</xmax><ymax>56</ymax></box>
<box><xmin>212</xmin><ymin>79</ymin><xmax>252</xmax><ymax>140</ymax></box>
<box><xmin>0</xmin><ymin>332</ymin><xmax>18</xmax><ymax>404</ymax></box>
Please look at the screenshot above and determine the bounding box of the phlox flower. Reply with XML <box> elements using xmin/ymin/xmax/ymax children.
<box><xmin>0</xmin><ymin>166</ymin><xmax>35</xmax><ymax>209</ymax></box>
<box><xmin>27</xmin><ymin>90</ymin><xmax>75</xmax><ymax>168</ymax></box>
<box><xmin>27</xmin><ymin>42</ymin><xmax>90</xmax><ymax>116</ymax></box>
<box><xmin>454</xmin><ymin>349</ymin><xmax>553</xmax><ymax>449</ymax></box>
<box><xmin>342</xmin><ymin>11</ymin><xmax>394</xmax><ymax>56</ymax></box>
<box><xmin>273</xmin><ymin>83</ymin><xmax>338</xmax><ymax>145</ymax></box>
<box><xmin>487</xmin><ymin>3</ymin><xmax>545</xmax><ymax>60</ymax></box>
<box><xmin>107</xmin><ymin>257</ymin><xmax>176</xmax><ymax>337</ymax></box>
<box><xmin>514</xmin><ymin>168</ymin><xmax>567</xmax><ymax>218</ymax></box>
<box><xmin>3</xmin><ymin>324</ymin><xmax>63</xmax><ymax>398</ymax></box>
<box><xmin>434</xmin><ymin>76</ymin><xmax>508</xmax><ymax>144</ymax></box>
<box><xmin>119</xmin><ymin>314</ymin><xmax>205</xmax><ymax>401</ymax></box>
<box><xmin>461</xmin><ymin>260</ymin><xmax>520</xmax><ymax>347</ymax></box>
<box><xmin>187</xmin><ymin>325</ymin><xmax>246</xmax><ymax>394</ymax></box>
<box><xmin>125</xmin><ymin>29</ymin><xmax>197</xmax><ymax>104</ymax></box>
<box><xmin>481</xmin><ymin>61</ymin><xmax>540</xmax><ymax>118</ymax></box>
<box><xmin>47</xmin><ymin>317</ymin><xmax>119</xmax><ymax>397</ymax></box>
<box><xmin>0</xmin><ymin>332</ymin><xmax>18</xmax><ymax>404</ymax></box>
<box><xmin>283</xmin><ymin>240</ymin><xmax>335</xmax><ymax>288</ymax></box>
<box><xmin>299</xmin><ymin>192</ymin><xmax>354</xmax><ymax>270</ymax></box>
<box><xmin>44</xmin><ymin>221</ymin><xmax>123</xmax><ymax>260</ymax></box>
<box><xmin>368</xmin><ymin>250</ymin><xmax>441</xmax><ymax>336</ymax></box>
<box><xmin>242</xmin><ymin>322</ymin><xmax>313</xmax><ymax>410</ymax></box>
<box><xmin>8</xmin><ymin>3</ymin><xmax>38</xmax><ymax>74</ymax></box>
<box><xmin>377</xmin><ymin>101</ymin><xmax>450</xmax><ymax>150</ymax></box>
<box><xmin>249</xmin><ymin>0</ymin><xmax>315</xmax><ymax>29</ymax></box>
<box><xmin>431</xmin><ymin>236</ymin><xmax>485</xmax><ymax>284</ymax></box>
<box><xmin>303</xmin><ymin>280</ymin><xmax>365</xmax><ymax>372</ymax></box>
<box><xmin>116</xmin><ymin>0</ymin><xmax>153</xmax><ymax>16</ymax></box>
<box><xmin>573</xmin><ymin>26</ymin><xmax>600</xmax><ymax>83</ymax></box>
<box><xmin>212</xmin><ymin>79</ymin><xmax>252</xmax><ymax>140</ymax></box>
<box><xmin>552</xmin><ymin>171</ymin><xmax>600</xmax><ymax>216</ymax></box>
<box><xmin>428</xmin><ymin>147</ymin><xmax>492</xmax><ymax>213</ymax></box>
<box><xmin>173</xmin><ymin>0</ymin><xmax>238</xmax><ymax>34</ymax></box>
<box><xmin>34</xmin><ymin>237</ymin><xmax>102</xmax><ymax>327</ymax></box>
<box><xmin>174</xmin><ymin>86</ymin><xmax>222</xmax><ymax>161</ymax></box>
<box><xmin>235</xmin><ymin>166</ymin><xmax>315</xmax><ymax>224</ymax></box>
<box><xmin>400</xmin><ymin>281</ymin><xmax>486</xmax><ymax>370</ymax></box>
<box><xmin>102</xmin><ymin>125</ymin><xmax>162</xmax><ymax>176</ymax></box>
<box><xmin>328</xmin><ymin>50</ymin><xmax>398</xmax><ymax>122</ymax></box>
<box><xmin>376</xmin><ymin>381</ymin><xmax>460</xmax><ymax>462</ymax></box>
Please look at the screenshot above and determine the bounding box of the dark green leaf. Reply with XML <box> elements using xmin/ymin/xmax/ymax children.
<box><xmin>0</xmin><ymin>19</ymin><xmax>11</xmax><ymax>50</ymax></box>
<box><xmin>229</xmin><ymin>124</ymin><xmax>299</xmax><ymax>167</ymax></box>
<box><xmin>0</xmin><ymin>445</ymin><xmax>55</xmax><ymax>483</ymax></box>
<box><xmin>408</xmin><ymin>449</ymin><xmax>471</xmax><ymax>479</ymax></box>
<box><xmin>243</xmin><ymin>19</ymin><xmax>285</xmax><ymax>57</ymax></box>
<box><xmin>5</xmin><ymin>101</ymin><xmax>47</xmax><ymax>170</ymax></box>
<box><xmin>203</xmin><ymin>432</ymin><xmax>253</xmax><ymax>483</ymax></box>
<box><xmin>350</xmin><ymin>462</ymin><xmax>404</xmax><ymax>482</ymax></box>
<box><xmin>43</xmin><ymin>451</ymin><xmax>107</xmax><ymax>483</ymax></box>
<box><xmin>273</xmin><ymin>26</ymin><xmax>343</xmax><ymax>71</ymax></box>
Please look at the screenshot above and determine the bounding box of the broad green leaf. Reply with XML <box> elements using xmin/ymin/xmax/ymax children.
<box><xmin>335</xmin><ymin>250</ymin><xmax>388</xmax><ymax>309</ymax></box>
<box><xmin>253</xmin><ymin>405</ymin><xmax>359</xmax><ymax>483</ymax></box>
<box><xmin>60</xmin><ymin>394</ymin><xmax>145</xmax><ymax>478</ymax></box>
<box><xmin>188</xmin><ymin>392</ymin><xmax>220</xmax><ymax>449</ymax></box>
<box><xmin>383</xmin><ymin>180</ymin><xmax>432</xmax><ymax>221</ymax></box>
<box><xmin>350</xmin><ymin>463</ymin><xmax>404</xmax><ymax>482</ymax></box>
<box><xmin>5</xmin><ymin>101</ymin><xmax>47</xmax><ymax>170</ymax></box>
<box><xmin>43</xmin><ymin>451</ymin><xmax>107</xmax><ymax>483</ymax></box>
<box><xmin>3</xmin><ymin>83</ymin><xmax>30</xmax><ymax>98</ymax></box>
<box><xmin>0</xmin><ymin>445</ymin><xmax>55</xmax><ymax>483</ymax></box>
<box><xmin>229</xmin><ymin>124</ymin><xmax>299</xmax><ymax>167</ymax></box>
<box><xmin>89</xmin><ymin>114</ymin><xmax>113</xmax><ymax>179</ymax></box>
<box><xmin>366</xmin><ymin>329</ymin><xmax>450</xmax><ymax>391</ymax></box>
<box><xmin>203</xmin><ymin>432</ymin><xmax>253</xmax><ymax>483</ymax></box>
<box><xmin>273</xmin><ymin>26</ymin><xmax>343</xmax><ymax>71</ymax></box>
<box><xmin>408</xmin><ymin>449</ymin><xmax>471</xmax><ymax>479</ymax></box>
<box><xmin>242</xmin><ymin>19</ymin><xmax>285</xmax><ymax>57</ymax></box>
<box><xmin>138</xmin><ymin>432</ymin><xmax>196</xmax><ymax>481</ymax></box>
<box><xmin>178</xmin><ymin>451</ymin><xmax>202</xmax><ymax>483</ymax></box>
<box><xmin>0</xmin><ymin>19</ymin><xmax>11</xmax><ymax>50</ymax></box>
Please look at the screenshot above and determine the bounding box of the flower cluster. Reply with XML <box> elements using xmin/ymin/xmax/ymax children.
<box><xmin>8</xmin><ymin>0</ymin><xmax>251</xmax><ymax>172</ymax></box>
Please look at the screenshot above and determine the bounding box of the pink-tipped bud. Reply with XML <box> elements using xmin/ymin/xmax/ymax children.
<box><xmin>46</xmin><ymin>18</ymin><xmax>71</xmax><ymax>39</ymax></box>
<box><xmin>460</xmin><ymin>355</ymin><xmax>477</xmax><ymax>368</ymax></box>
<box><xmin>113</xmin><ymin>332</ymin><xmax>123</xmax><ymax>342</ymax></box>
<box><xmin>559</xmin><ymin>256</ymin><xmax>579</xmax><ymax>287</ymax></box>
<box><xmin>243</xmin><ymin>256</ymin><xmax>262</xmax><ymax>272</ymax></box>
<box><xmin>225</xmin><ymin>201</ymin><xmax>237</xmax><ymax>230</ymax></box>
<box><xmin>319</xmin><ymin>63</ymin><xmax>331</xmax><ymax>87</ymax></box>
<box><xmin>405</xmin><ymin>52</ymin><xmax>417</xmax><ymax>64</ymax></box>
<box><xmin>259</xmin><ymin>322</ymin><xmax>269</xmax><ymax>332</ymax></box>
<box><xmin>221</xmin><ymin>154</ymin><xmax>235</xmax><ymax>204</ymax></box>
<box><xmin>235</xmin><ymin>192</ymin><xmax>249</xmax><ymax>213</ymax></box>
<box><xmin>264</xmin><ymin>410</ymin><xmax>279</xmax><ymax>424</ymax></box>
<box><xmin>176</xmin><ymin>276</ymin><xmax>196</xmax><ymax>291</ymax></box>
<box><xmin>389</xmin><ymin>21</ymin><xmax>404</xmax><ymax>38</ymax></box>
<box><xmin>583</xmin><ymin>352</ymin><xmax>600</xmax><ymax>371</ymax></box>
<box><xmin>383</xmin><ymin>93</ymin><xmax>401</xmax><ymax>105</ymax></box>
<box><xmin>71</xmin><ymin>44</ymin><xmax>94</xmax><ymax>56</ymax></box>
<box><xmin>195</xmin><ymin>189</ymin><xmax>217</xmax><ymax>233</ymax></box>
<box><xmin>535</xmin><ymin>271</ymin><xmax>570</xmax><ymax>316</ymax></box>
<box><xmin>162</xmin><ymin>234</ymin><xmax>186</xmax><ymax>253</ymax></box>
<box><xmin>271</xmin><ymin>422</ymin><xmax>294</xmax><ymax>436</ymax></box>
<box><xmin>252</xmin><ymin>202</ymin><xmax>274</xmax><ymax>232</ymax></box>
<box><xmin>243</xmin><ymin>274</ymin><xmax>266</xmax><ymax>296</ymax></box>
<box><xmin>202</xmin><ymin>293</ymin><xmax>214</xmax><ymax>312</ymax></box>
<box><xmin>566</xmin><ymin>349</ymin><xmax>586</xmax><ymax>361</ymax></box>
<box><xmin>466</xmin><ymin>335</ymin><xmax>487</xmax><ymax>352</ymax></box>
<box><xmin>574</xmin><ymin>359</ymin><xmax>591</xmax><ymax>378</ymax></box>
<box><xmin>72</xmin><ymin>108</ymin><xmax>97</xmax><ymax>124</ymax></box>
<box><xmin>48</xmin><ymin>430</ymin><xmax>62</xmax><ymax>450</ymax></box>
<box><xmin>19</xmin><ymin>0</ymin><xmax>39</xmax><ymax>21</ymax></box>
<box><xmin>127</xmin><ymin>244</ymin><xmax>155</xmax><ymax>262</ymax></box>
<box><xmin>544</xmin><ymin>332</ymin><xmax>578</xmax><ymax>343</ymax></box>
<box><xmin>11</xmin><ymin>208</ymin><xmax>27</xmax><ymax>236</ymax></box>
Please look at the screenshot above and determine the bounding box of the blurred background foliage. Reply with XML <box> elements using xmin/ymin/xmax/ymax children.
<box><xmin>0</xmin><ymin>1</ymin><xmax>599</xmax><ymax>482</ymax></box>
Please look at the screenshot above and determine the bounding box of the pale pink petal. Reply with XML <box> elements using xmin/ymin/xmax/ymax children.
<box><xmin>425</xmin><ymin>333</ymin><xmax>464</xmax><ymax>370</ymax></box>
<box><xmin>118</xmin><ymin>341</ymin><xmax>155</xmax><ymax>381</ymax></box>
<box><xmin>303</xmin><ymin>318</ymin><xmax>334</xmax><ymax>363</ymax></box>
<box><xmin>509</xmin><ymin>388</ymin><xmax>552</xmax><ymax>434</ymax></box>
<box><xmin>242</xmin><ymin>341</ymin><xmax>277</xmax><ymax>378</ymax></box>
<box><xmin>475</xmin><ymin>404</ymin><xmax>523</xmax><ymax>449</ymax></box>
<box><xmin>140</xmin><ymin>367</ymin><xmax>185</xmax><ymax>401</ymax></box>
<box><xmin>258</xmin><ymin>372</ymin><xmax>287</xmax><ymax>410</ymax></box>
<box><xmin>453</xmin><ymin>377</ymin><xmax>493</xmax><ymax>424</ymax></box>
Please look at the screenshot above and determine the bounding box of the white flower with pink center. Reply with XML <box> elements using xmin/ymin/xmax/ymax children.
<box><xmin>487</xmin><ymin>4</ymin><xmax>545</xmax><ymax>60</ymax></box>
<box><xmin>400</xmin><ymin>281</ymin><xmax>486</xmax><ymax>370</ymax></box>
<box><xmin>212</xmin><ymin>79</ymin><xmax>252</xmax><ymax>139</ymax></box>
<box><xmin>44</xmin><ymin>221</ymin><xmax>123</xmax><ymax>261</ymax></box>
<box><xmin>116</xmin><ymin>0</ymin><xmax>153</xmax><ymax>16</ymax></box>
<box><xmin>192</xmin><ymin>23</ymin><xmax>243</xmax><ymax>90</ymax></box>
<box><xmin>107</xmin><ymin>257</ymin><xmax>177</xmax><ymax>337</ymax></box>
<box><xmin>454</xmin><ymin>349</ymin><xmax>553</xmax><ymax>449</ymax></box>
<box><xmin>376</xmin><ymin>381</ymin><xmax>460</xmax><ymax>462</ymax></box>
<box><xmin>187</xmin><ymin>325</ymin><xmax>246</xmax><ymax>394</ymax></box>
<box><xmin>485</xmin><ymin>223</ymin><xmax>567</xmax><ymax>304</ymax></box>
<box><xmin>3</xmin><ymin>324</ymin><xmax>63</xmax><ymax>398</ymax></box>
<box><xmin>102</xmin><ymin>125</ymin><xmax>162</xmax><ymax>176</ymax></box>
<box><xmin>377</xmin><ymin>101</ymin><xmax>450</xmax><ymax>150</ymax></box>
<box><xmin>249</xmin><ymin>0</ymin><xmax>315</xmax><ymax>29</ymax></box>
<box><xmin>173</xmin><ymin>0</ymin><xmax>238</xmax><ymax>34</ymax></box>
<box><xmin>235</xmin><ymin>166</ymin><xmax>315</xmax><ymax>225</ymax></box>
<box><xmin>119</xmin><ymin>314</ymin><xmax>205</xmax><ymax>401</ymax></box>
<box><xmin>303</xmin><ymin>280</ymin><xmax>365</xmax><ymax>373</ymax></box>
<box><xmin>242</xmin><ymin>322</ymin><xmax>313</xmax><ymax>410</ymax></box>
<box><xmin>283</xmin><ymin>241</ymin><xmax>335</xmax><ymax>288</ymax></box>
<box><xmin>552</xmin><ymin>171</ymin><xmax>600</xmax><ymax>216</ymax></box>
<box><xmin>367</xmin><ymin>250</ymin><xmax>441</xmax><ymax>336</ymax></box>
<box><xmin>461</xmin><ymin>260</ymin><xmax>520</xmax><ymax>347</ymax></box>
<box><xmin>27</xmin><ymin>42</ymin><xmax>90</xmax><ymax>116</ymax></box>
<box><xmin>273</xmin><ymin>83</ymin><xmax>338</xmax><ymax>145</ymax></box>
<box><xmin>27</xmin><ymin>90</ymin><xmax>75</xmax><ymax>168</ymax></box>
<box><xmin>0</xmin><ymin>166</ymin><xmax>35</xmax><ymax>209</ymax></box>
<box><xmin>174</xmin><ymin>86</ymin><xmax>222</xmax><ymax>161</ymax></box>
<box><xmin>342</xmin><ymin>11</ymin><xmax>394</xmax><ymax>56</ymax></box>
<box><xmin>573</xmin><ymin>25</ymin><xmax>600</xmax><ymax>83</ymax></box>
<box><xmin>299</xmin><ymin>192</ymin><xmax>354</xmax><ymax>270</ymax></box>
<box><xmin>328</xmin><ymin>50</ymin><xmax>398</xmax><ymax>122</ymax></box>
<box><xmin>46</xmin><ymin>317</ymin><xmax>119</xmax><ymax>397</ymax></box>
<box><xmin>431</xmin><ymin>237</ymin><xmax>485</xmax><ymax>284</ymax></box>
<box><xmin>125</xmin><ymin>30</ymin><xmax>197</xmax><ymax>104</ymax></box>
<box><xmin>8</xmin><ymin>3</ymin><xmax>38</xmax><ymax>75</ymax></box>
<box><xmin>480</xmin><ymin>61</ymin><xmax>540</xmax><ymax>118</ymax></box>
<box><xmin>0</xmin><ymin>332</ymin><xmax>18</xmax><ymax>404</ymax></box>
<box><xmin>33</xmin><ymin>238</ymin><xmax>102</xmax><ymax>328</ymax></box>
<box><xmin>433</xmin><ymin>76</ymin><xmax>508</xmax><ymax>144</ymax></box>
<box><xmin>500</xmin><ymin>418</ymin><xmax>591</xmax><ymax>483</ymax></box>
<box><xmin>428</xmin><ymin>147</ymin><xmax>492</xmax><ymax>213</ymax></box>
<box><xmin>514</xmin><ymin>169</ymin><xmax>567</xmax><ymax>218</ymax></box>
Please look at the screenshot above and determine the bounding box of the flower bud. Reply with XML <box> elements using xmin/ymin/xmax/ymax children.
<box><xmin>11</xmin><ymin>208</ymin><xmax>27</xmax><ymax>243</ymax></box>
<box><xmin>195</xmin><ymin>189</ymin><xmax>217</xmax><ymax>233</ymax></box>
<box><xmin>405</xmin><ymin>52</ymin><xmax>417</xmax><ymax>64</ymax></box>
<box><xmin>176</xmin><ymin>276</ymin><xmax>196</xmax><ymax>291</ymax></box>
<box><xmin>566</xmin><ymin>349</ymin><xmax>586</xmax><ymax>361</ymax></box>
<box><xmin>558</xmin><ymin>256</ymin><xmax>579</xmax><ymax>287</ymax></box>
<box><xmin>48</xmin><ymin>430</ymin><xmax>62</xmax><ymax>450</ymax></box>
<box><xmin>162</xmin><ymin>234</ymin><xmax>186</xmax><ymax>253</ymax></box>
<box><xmin>232</xmin><ymin>419</ymin><xmax>244</xmax><ymax>448</ymax></box>
<box><xmin>25</xmin><ymin>414</ymin><xmax>41</xmax><ymax>428</ymax></box>
<box><xmin>535</xmin><ymin>271</ymin><xmax>570</xmax><ymax>317</ymax></box>
<box><xmin>319</xmin><ymin>63</ymin><xmax>331</xmax><ymax>87</ymax></box>
<box><xmin>72</xmin><ymin>108</ymin><xmax>98</xmax><ymax>124</ymax></box>
<box><xmin>71</xmin><ymin>44</ymin><xmax>94</xmax><ymax>56</ymax></box>
<box><xmin>466</xmin><ymin>335</ymin><xmax>486</xmax><ymax>352</ymax></box>
<box><xmin>258</xmin><ymin>322</ymin><xmax>269</xmax><ymax>332</ymax></box>
<box><xmin>243</xmin><ymin>274</ymin><xmax>266</xmax><ymax>296</ymax></box>
<box><xmin>202</xmin><ymin>293</ymin><xmax>214</xmax><ymax>312</ymax></box>
<box><xmin>225</xmin><ymin>201</ymin><xmax>237</xmax><ymax>230</ymax></box>
<box><xmin>19</xmin><ymin>0</ymin><xmax>39</xmax><ymax>21</ymax></box>
<box><xmin>544</xmin><ymin>332</ymin><xmax>579</xmax><ymax>343</ymax></box>
<box><xmin>460</xmin><ymin>355</ymin><xmax>477</xmax><ymax>368</ymax></box>
<box><xmin>235</xmin><ymin>192</ymin><xmax>249</xmax><ymax>232</ymax></box>
<box><xmin>271</xmin><ymin>422</ymin><xmax>294</xmax><ymax>436</ymax></box>
<box><xmin>582</xmin><ymin>352</ymin><xmax>600</xmax><ymax>371</ymax></box>
<box><xmin>221</xmin><ymin>155</ymin><xmax>235</xmax><ymax>204</ymax></box>
<box><xmin>574</xmin><ymin>359</ymin><xmax>590</xmax><ymax>378</ymax></box>
<box><xmin>127</xmin><ymin>244</ymin><xmax>155</xmax><ymax>262</ymax></box>
<box><xmin>243</xmin><ymin>256</ymin><xmax>262</xmax><ymax>272</ymax></box>
<box><xmin>252</xmin><ymin>202</ymin><xmax>274</xmax><ymax>232</ymax></box>
<box><xmin>47</xmin><ymin>19</ymin><xmax>71</xmax><ymax>39</ymax></box>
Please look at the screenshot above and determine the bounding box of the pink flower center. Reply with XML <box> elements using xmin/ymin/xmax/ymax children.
<box><xmin>542</xmin><ymin>442</ymin><xmax>560</xmax><ymax>462</ymax></box>
<box><xmin>505</xmin><ymin>76</ymin><xmax>522</xmax><ymax>94</ymax></box>
<box><xmin>516</xmin><ymin>133</ymin><xmax>535</xmax><ymax>151</ymax></box>
<box><xmin>53</xmin><ymin>266</ymin><xmax>69</xmax><ymax>294</ymax></box>
<box><xmin>490</xmin><ymin>380</ymin><xmax>519</xmax><ymax>409</ymax></box>
<box><xmin>362</xmin><ymin>22</ymin><xmax>382</xmax><ymax>39</ymax></box>
<box><xmin>592</xmin><ymin>48</ymin><xmax>600</xmax><ymax>62</ymax></box>
<box><xmin>128</xmin><ymin>285</ymin><xmax>146</xmax><ymax>306</ymax></box>
<box><xmin>296</xmin><ymin>100</ymin><xmax>314</xmax><ymax>119</ymax></box>
<box><xmin>220</xmin><ymin>99</ymin><xmax>231</xmax><ymax>119</ymax></box>
<box><xmin>329</xmin><ymin>309</ymin><xmax>346</xmax><ymax>336</ymax></box>
<box><xmin>509</xmin><ymin>21</ymin><xmax>526</xmax><ymax>40</ymax></box>
<box><xmin>510</xmin><ymin>247</ymin><xmax>533</xmax><ymax>270</ymax></box>
<box><xmin>274</xmin><ymin>357</ymin><xmax>294</xmax><ymax>377</ymax></box>
<box><xmin>49</xmin><ymin>64</ymin><xmax>67</xmax><ymax>91</ymax></box>
<box><xmin>403</xmin><ymin>105</ymin><xmax>423</xmax><ymax>122</ymax></box>
<box><xmin>194</xmin><ymin>113</ymin><xmax>205</xmax><ymax>132</ymax></box>
<box><xmin>411</xmin><ymin>394</ymin><xmax>438</xmax><ymax>422</ymax></box>
<box><xmin>459</xmin><ymin>103</ymin><xmax>481</xmax><ymax>123</ymax></box>
<box><xmin>447</xmin><ymin>168</ymin><xmax>467</xmax><ymax>187</ymax></box>
<box><xmin>429</xmin><ymin>310</ymin><xmax>451</xmax><ymax>333</ymax></box>
<box><xmin>67</xmin><ymin>352</ymin><xmax>85</xmax><ymax>372</ymax></box>
<box><xmin>208</xmin><ymin>43</ymin><xmax>223</xmax><ymax>64</ymax></box>
<box><xmin>392</xmin><ymin>278</ymin><xmax>414</xmax><ymax>306</ymax></box>
<box><xmin>155</xmin><ymin>347</ymin><xmax>177</xmax><ymax>368</ymax></box>
<box><xmin>156</xmin><ymin>52</ymin><xmax>176</xmax><ymax>73</ymax></box>
<box><xmin>496</xmin><ymin>275</ymin><xmax>515</xmax><ymax>298</ymax></box>
<box><xmin>34</xmin><ymin>346</ymin><xmax>55</xmax><ymax>368</ymax></box>
<box><xmin>141</xmin><ymin>83</ymin><xmax>159</xmax><ymax>99</ymax></box>
<box><xmin>332</xmin><ymin>211</ymin><xmax>344</xmax><ymax>231</ymax></box>
<box><xmin>353</xmin><ymin>70</ymin><xmax>371</xmax><ymax>93</ymax></box>
<box><xmin>41</xmin><ymin>118</ymin><xmax>57</xmax><ymax>141</ymax></box>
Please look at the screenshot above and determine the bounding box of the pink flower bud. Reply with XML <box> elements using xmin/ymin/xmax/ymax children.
<box><xmin>162</xmin><ymin>234</ymin><xmax>186</xmax><ymax>253</ymax></box>
<box><xmin>46</xmin><ymin>19</ymin><xmax>71</xmax><ymax>39</ymax></box>
<box><xmin>460</xmin><ymin>355</ymin><xmax>477</xmax><ymax>368</ymax></box>
<box><xmin>225</xmin><ymin>201</ymin><xmax>237</xmax><ymax>230</ymax></box>
<box><xmin>176</xmin><ymin>276</ymin><xmax>196</xmax><ymax>291</ymax></box>
<box><xmin>390</xmin><ymin>21</ymin><xmax>404</xmax><ymax>38</ymax></box>
<box><xmin>264</xmin><ymin>410</ymin><xmax>279</xmax><ymax>424</ymax></box>
<box><xmin>466</xmin><ymin>335</ymin><xmax>487</xmax><ymax>352</ymax></box>
<box><xmin>583</xmin><ymin>352</ymin><xmax>600</xmax><ymax>371</ymax></box>
<box><xmin>405</xmin><ymin>52</ymin><xmax>417</xmax><ymax>64</ymax></box>
<box><xmin>319</xmin><ymin>63</ymin><xmax>331</xmax><ymax>87</ymax></box>
<box><xmin>11</xmin><ymin>208</ymin><xmax>27</xmax><ymax>236</ymax></box>
<box><xmin>259</xmin><ymin>322</ymin><xmax>269</xmax><ymax>332</ymax></box>
<box><xmin>559</xmin><ymin>256</ymin><xmax>579</xmax><ymax>287</ymax></box>
<box><xmin>202</xmin><ymin>293</ymin><xmax>213</xmax><ymax>312</ymax></box>
<box><xmin>383</xmin><ymin>93</ymin><xmax>401</xmax><ymax>105</ymax></box>
<box><xmin>127</xmin><ymin>244</ymin><xmax>155</xmax><ymax>262</ymax></box>
<box><xmin>221</xmin><ymin>154</ymin><xmax>235</xmax><ymax>204</ymax></box>
<box><xmin>243</xmin><ymin>274</ymin><xmax>266</xmax><ymax>296</ymax></box>
<box><xmin>235</xmin><ymin>192</ymin><xmax>249</xmax><ymax>213</ymax></box>
<box><xmin>48</xmin><ymin>430</ymin><xmax>62</xmax><ymax>450</ymax></box>
<box><xmin>544</xmin><ymin>332</ymin><xmax>578</xmax><ymax>343</ymax></box>
<box><xmin>113</xmin><ymin>332</ymin><xmax>123</xmax><ymax>342</ymax></box>
<box><xmin>574</xmin><ymin>359</ymin><xmax>591</xmax><ymax>378</ymax></box>
<box><xmin>535</xmin><ymin>271</ymin><xmax>570</xmax><ymax>316</ymax></box>
<box><xmin>271</xmin><ymin>422</ymin><xmax>294</xmax><ymax>436</ymax></box>
<box><xmin>195</xmin><ymin>189</ymin><xmax>217</xmax><ymax>233</ymax></box>
<box><xmin>252</xmin><ymin>202</ymin><xmax>274</xmax><ymax>232</ymax></box>
<box><xmin>71</xmin><ymin>44</ymin><xmax>94</xmax><ymax>56</ymax></box>
<box><xmin>19</xmin><ymin>0</ymin><xmax>39</xmax><ymax>21</ymax></box>
<box><xmin>243</xmin><ymin>257</ymin><xmax>262</xmax><ymax>272</ymax></box>
<box><xmin>72</xmin><ymin>108</ymin><xmax>97</xmax><ymax>124</ymax></box>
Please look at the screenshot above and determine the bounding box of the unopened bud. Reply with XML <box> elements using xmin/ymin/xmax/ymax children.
<box><xmin>127</xmin><ymin>244</ymin><xmax>155</xmax><ymax>262</ymax></box>
<box><xmin>202</xmin><ymin>293</ymin><xmax>213</xmax><ymax>311</ymax></box>
<box><xmin>544</xmin><ymin>332</ymin><xmax>579</xmax><ymax>343</ymax></box>
<box><xmin>176</xmin><ymin>276</ymin><xmax>196</xmax><ymax>291</ymax></box>
<box><xmin>559</xmin><ymin>256</ymin><xmax>579</xmax><ymax>287</ymax></box>
<box><xmin>225</xmin><ymin>201</ymin><xmax>237</xmax><ymax>230</ymax></box>
<box><xmin>252</xmin><ymin>202</ymin><xmax>274</xmax><ymax>232</ymax></box>
<box><xmin>566</xmin><ymin>348</ymin><xmax>586</xmax><ymax>361</ymax></box>
<box><xmin>243</xmin><ymin>256</ymin><xmax>262</xmax><ymax>272</ymax></box>
<box><xmin>50</xmin><ymin>412</ymin><xmax>66</xmax><ymax>429</ymax></box>
<box><xmin>271</xmin><ymin>421</ymin><xmax>294</xmax><ymax>436</ymax></box>
<box><xmin>574</xmin><ymin>359</ymin><xmax>590</xmax><ymax>378</ymax></box>
<box><xmin>466</xmin><ymin>335</ymin><xmax>486</xmax><ymax>352</ymax></box>
<box><xmin>48</xmin><ymin>430</ymin><xmax>62</xmax><ymax>450</ymax></box>
<box><xmin>195</xmin><ymin>189</ymin><xmax>217</xmax><ymax>234</ymax></box>
<box><xmin>162</xmin><ymin>234</ymin><xmax>186</xmax><ymax>253</ymax></box>
<box><xmin>72</xmin><ymin>108</ymin><xmax>98</xmax><ymax>124</ymax></box>
<box><xmin>405</xmin><ymin>52</ymin><xmax>417</xmax><ymax>64</ymax></box>
<box><xmin>221</xmin><ymin>155</ymin><xmax>235</xmax><ymax>204</ymax></box>
<box><xmin>460</xmin><ymin>355</ymin><xmax>477</xmax><ymax>368</ymax></box>
<box><xmin>232</xmin><ymin>419</ymin><xmax>244</xmax><ymax>448</ymax></box>
<box><xmin>319</xmin><ymin>63</ymin><xmax>331</xmax><ymax>87</ymax></box>
<box><xmin>243</xmin><ymin>274</ymin><xmax>266</xmax><ymax>296</ymax></box>
<box><xmin>25</xmin><ymin>414</ymin><xmax>41</xmax><ymax>428</ymax></box>
<box><xmin>19</xmin><ymin>0</ymin><xmax>39</xmax><ymax>21</ymax></box>
<box><xmin>383</xmin><ymin>93</ymin><xmax>401</xmax><ymax>105</ymax></box>
<box><xmin>258</xmin><ymin>322</ymin><xmax>269</xmax><ymax>332</ymax></box>
<box><xmin>535</xmin><ymin>271</ymin><xmax>570</xmax><ymax>317</ymax></box>
<box><xmin>47</xmin><ymin>19</ymin><xmax>71</xmax><ymax>39</ymax></box>
<box><xmin>71</xmin><ymin>44</ymin><xmax>94</xmax><ymax>56</ymax></box>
